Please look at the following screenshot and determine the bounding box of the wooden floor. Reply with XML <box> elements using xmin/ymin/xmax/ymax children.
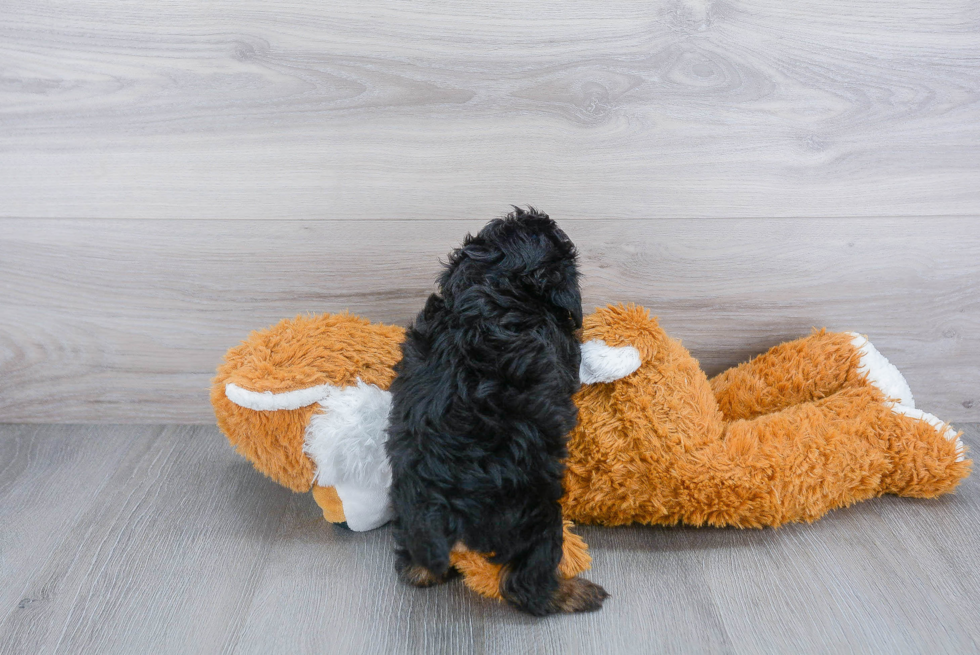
<box><xmin>1</xmin><ymin>424</ymin><xmax>977</xmax><ymax>654</ymax></box>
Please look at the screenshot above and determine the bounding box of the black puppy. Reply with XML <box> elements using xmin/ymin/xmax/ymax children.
<box><xmin>385</xmin><ymin>207</ymin><xmax>608</xmax><ymax>615</ymax></box>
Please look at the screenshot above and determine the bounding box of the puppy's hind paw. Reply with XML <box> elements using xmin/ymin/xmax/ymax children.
<box><xmin>396</xmin><ymin>559</ymin><xmax>458</xmax><ymax>588</ymax></box>
<box><xmin>553</xmin><ymin>577</ymin><xmax>609</xmax><ymax>614</ymax></box>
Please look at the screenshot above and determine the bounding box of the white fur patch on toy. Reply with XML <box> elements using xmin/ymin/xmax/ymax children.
<box><xmin>225</xmin><ymin>382</ymin><xmax>333</xmax><ymax>411</ymax></box>
<box><xmin>889</xmin><ymin>403</ymin><xmax>966</xmax><ymax>462</ymax></box>
<box><xmin>580</xmin><ymin>339</ymin><xmax>642</xmax><ymax>384</ymax></box>
<box><xmin>848</xmin><ymin>332</ymin><xmax>915</xmax><ymax>408</ymax></box>
<box><xmin>304</xmin><ymin>380</ymin><xmax>394</xmax><ymax>531</ymax></box>
<box><xmin>333</xmin><ymin>483</ymin><xmax>394</xmax><ymax>532</ymax></box>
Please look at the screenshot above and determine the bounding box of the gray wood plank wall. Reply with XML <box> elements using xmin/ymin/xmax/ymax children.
<box><xmin>1</xmin><ymin>217</ymin><xmax>977</xmax><ymax>423</ymax></box>
<box><xmin>2</xmin><ymin>0</ymin><xmax>978</xmax><ymax>220</ymax></box>
<box><xmin>1</xmin><ymin>0</ymin><xmax>978</xmax><ymax>423</ymax></box>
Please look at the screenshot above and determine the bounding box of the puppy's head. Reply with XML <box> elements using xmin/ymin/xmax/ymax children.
<box><xmin>441</xmin><ymin>207</ymin><xmax>582</xmax><ymax>330</ymax></box>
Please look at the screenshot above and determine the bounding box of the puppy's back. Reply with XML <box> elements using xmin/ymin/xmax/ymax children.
<box><xmin>386</xmin><ymin>209</ymin><xmax>606</xmax><ymax>615</ymax></box>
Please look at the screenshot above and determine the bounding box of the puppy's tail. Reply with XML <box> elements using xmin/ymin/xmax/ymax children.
<box><xmin>405</xmin><ymin>518</ymin><xmax>453</xmax><ymax>577</ymax></box>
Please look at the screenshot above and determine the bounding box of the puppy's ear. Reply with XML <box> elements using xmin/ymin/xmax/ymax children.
<box><xmin>524</xmin><ymin>264</ymin><xmax>582</xmax><ymax>330</ymax></box>
<box><xmin>550</xmin><ymin>281</ymin><xmax>583</xmax><ymax>330</ymax></box>
<box><xmin>579</xmin><ymin>339</ymin><xmax>641</xmax><ymax>384</ymax></box>
<box><xmin>438</xmin><ymin>239</ymin><xmax>503</xmax><ymax>301</ymax></box>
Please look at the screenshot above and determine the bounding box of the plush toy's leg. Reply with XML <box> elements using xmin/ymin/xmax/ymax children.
<box><xmin>676</xmin><ymin>387</ymin><xmax>969</xmax><ymax>528</ymax></box>
<box><xmin>710</xmin><ymin>330</ymin><xmax>913</xmax><ymax>421</ymax></box>
<box><xmin>311</xmin><ymin>485</ymin><xmax>346</xmax><ymax>523</ymax></box>
<box><xmin>873</xmin><ymin>403</ymin><xmax>969</xmax><ymax>495</ymax></box>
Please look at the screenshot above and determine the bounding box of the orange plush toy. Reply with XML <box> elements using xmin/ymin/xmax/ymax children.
<box><xmin>212</xmin><ymin>305</ymin><xmax>970</xmax><ymax>599</ymax></box>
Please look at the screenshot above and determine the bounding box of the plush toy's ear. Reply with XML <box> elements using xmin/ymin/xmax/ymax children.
<box><xmin>225</xmin><ymin>382</ymin><xmax>334</xmax><ymax>411</ymax></box>
<box><xmin>579</xmin><ymin>339</ymin><xmax>642</xmax><ymax>384</ymax></box>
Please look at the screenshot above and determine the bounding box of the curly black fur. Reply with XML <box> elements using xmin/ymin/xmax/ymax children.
<box><xmin>385</xmin><ymin>207</ymin><xmax>607</xmax><ymax>615</ymax></box>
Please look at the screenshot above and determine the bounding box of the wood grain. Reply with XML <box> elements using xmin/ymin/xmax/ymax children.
<box><xmin>0</xmin><ymin>424</ymin><xmax>295</xmax><ymax>654</ymax></box>
<box><xmin>0</xmin><ymin>0</ymin><xmax>978</xmax><ymax>219</ymax></box>
<box><xmin>0</xmin><ymin>424</ymin><xmax>136</xmax><ymax>631</ymax></box>
<box><xmin>1</xmin><ymin>424</ymin><xmax>977</xmax><ymax>653</ymax></box>
<box><xmin>1</xmin><ymin>217</ymin><xmax>977</xmax><ymax>423</ymax></box>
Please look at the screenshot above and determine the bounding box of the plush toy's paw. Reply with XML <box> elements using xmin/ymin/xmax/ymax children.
<box><xmin>889</xmin><ymin>404</ymin><xmax>967</xmax><ymax>463</ymax></box>
<box><xmin>552</xmin><ymin>577</ymin><xmax>609</xmax><ymax>614</ymax></box>
<box><xmin>849</xmin><ymin>332</ymin><xmax>915</xmax><ymax>408</ymax></box>
<box><xmin>312</xmin><ymin>485</ymin><xmax>347</xmax><ymax>523</ymax></box>
<box><xmin>304</xmin><ymin>381</ymin><xmax>395</xmax><ymax>531</ymax></box>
